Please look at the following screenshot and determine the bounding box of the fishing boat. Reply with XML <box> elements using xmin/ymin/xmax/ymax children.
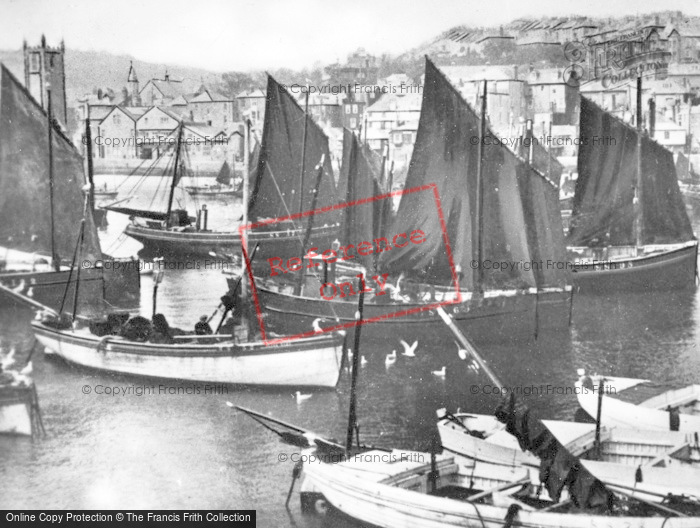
<box><xmin>438</xmin><ymin>411</ymin><xmax>700</xmax><ymax>468</ymax></box>
<box><xmin>184</xmin><ymin>160</ymin><xmax>241</xmax><ymax>197</ymax></box>
<box><xmin>575</xmin><ymin>371</ymin><xmax>700</xmax><ymax>431</ymax></box>
<box><xmin>0</xmin><ymin>63</ymin><xmax>139</xmax><ymax>311</ymax></box>
<box><xmin>566</xmin><ymin>81</ymin><xmax>698</xmax><ymax>293</ymax></box>
<box><xmin>253</xmin><ymin>58</ymin><xmax>572</xmax><ymax>345</ymax></box>
<box><xmin>32</xmin><ymin>316</ymin><xmax>344</xmax><ymax>388</ymax></box>
<box><xmin>301</xmin><ymin>447</ymin><xmax>700</xmax><ymax>527</ymax></box>
<box><xmin>106</xmin><ymin>75</ymin><xmax>340</xmax><ymax>259</ymax></box>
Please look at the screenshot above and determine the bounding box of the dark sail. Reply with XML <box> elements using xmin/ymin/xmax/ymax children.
<box><xmin>0</xmin><ymin>64</ymin><xmax>101</xmax><ymax>264</ymax></box>
<box><xmin>216</xmin><ymin>160</ymin><xmax>232</xmax><ymax>185</ymax></box>
<box><xmin>568</xmin><ymin>97</ymin><xmax>694</xmax><ymax>247</ymax></box>
<box><xmin>378</xmin><ymin>59</ymin><xmax>535</xmax><ymax>291</ymax></box>
<box><xmin>338</xmin><ymin>128</ymin><xmax>385</xmax><ymax>269</ymax></box>
<box><xmin>249</xmin><ymin>76</ymin><xmax>338</xmax><ymax>224</ymax></box>
<box><xmin>518</xmin><ymin>162</ymin><xmax>570</xmax><ymax>288</ymax></box>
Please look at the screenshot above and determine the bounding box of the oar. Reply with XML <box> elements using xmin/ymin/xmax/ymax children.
<box><xmin>210</xmin><ymin>243</ymin><xmax>260</xmax><ymax>329</ymax></box>
<box><xmin>0</xmin><ymin>282</ymin><xmax>59</xmax><ymax>316</ymax></box>
<box><xmin>227</xmin><ymin>403</ymin><xmax>346</xmax><ymax>452</ymax></box>
<box><xmin>605</xmin><ymin>484</ymin><xmax>688</xmax><ymax>517</ymax></box>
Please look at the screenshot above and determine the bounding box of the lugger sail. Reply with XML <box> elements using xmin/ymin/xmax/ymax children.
<box><xmin>253</xmin><ymin>58</ymin><xmax>572</xmax><ymax>345</ymax></box>
<box><xmin>0</xmin><ymin>64</ymin><xmax>138</xmax><ymax>311</ymax></box>
<box><xmin>113</xmin><ymin>75</ymin><xmax>340</xmax><ymax>259</ymax></box>
<box><xmin>567</xmin><ymin>94</ymin><xmax>698</xmax><ymax>292</ymax></box>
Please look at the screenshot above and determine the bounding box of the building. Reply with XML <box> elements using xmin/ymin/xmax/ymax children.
<box><xmin>440</xmin><ymin>65</ymin><xmax>527</xmax><ymax>130</ymax></box>
<box><xmin>23</xmin><ymin>36</ymin><xmax>67</xmax><ymax>126</ymax></box>
<box><xmin>666</xmin><ymin>22</ymin><xmax>700</xmax><ymax>63</ymax></box>
<box><xmin>666</xmin><ymin>63</ymin><xmax>700</xmax><ymax>95</ymax></box>
<box><xmin>325</xmin><ymin>49</ymin><xmax>379</xmax><ymax>86</ymax></box>
<box><xmin>236</xmin><ymin>88</ymin><xmax>266</xmax><ymax>131</ymax></box>
<box><xmin>364</xmin><ymin>91</ymin><xmax>422</xmax><ymax>152</ymax></box>
<box><xmin>526</xmin><ymin>68</ymin><xmax>579</xmax><ymax>126</ymax></box>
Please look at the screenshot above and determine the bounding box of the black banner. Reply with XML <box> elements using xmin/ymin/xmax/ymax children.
<box><xmin>3</xmin><ymin>511</ymin><xmax>255</xmax><ymax>527</ymax></box>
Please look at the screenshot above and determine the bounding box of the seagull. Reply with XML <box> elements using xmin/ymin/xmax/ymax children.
<box><xmin>455</xmin><ymin>341</ymin><xmax>468</xmax><ymax>361</ymax></box>
<box><xmin>19</xmin><ymin>361</ymin><xmax>33</xmax><ymax>376</ymax></box>
<box><xmin>385</xmin><ymin>350</ymin><xmax>397</xmax><ymax>367</ymax></box>
<box><xmin>361</xmin><ymin>356</ymin><xmax>368</xmax><ymax>366</ymax></box>
<box><xmin>400</xmin><ymin>339</ymin><xmax>418</xmax><ymax>357</ymax></box>
<box><xmin>295</xmin><ymin>391</ymin><xmax>313</xmax><ymax>403</ymax></box>
<box><xmin>347</xmin><ymin>348</ymin><xmax>353</xmax><ymax>361</ymax></box>
<box><xmin>312</xmin><ymin>318</ymin><xmax>325</xmax><ymax>332</ymax></box>
<box><xmin>432</xmin><ymin>366</ymin><xmax>447</xmax><ymax>378</ymax></box>
<box><xmin>1</xmin><ymin>346</ymin><xmax>16</xmax><ymax>370</ymax></box>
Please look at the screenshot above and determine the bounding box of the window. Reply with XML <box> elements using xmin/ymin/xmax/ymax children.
<box><xmin>345</xmin><ymin>105</ymin><xmax>351</xmax><ymax>114</ymax></box>
<box><xmin>160</xmin><ymin>117</ymin><xmax>168</xmax><ymax>124</ymax></box>
<box><xmin>352</xmin><ymin>104</ymin><xmax>358</xmax><ymax>113</ymax></box>
<box><xmin>403</xmin><ymin>132</ymin><xmax>412</xmax><ymax>144</ymax></box>
<box><xmin>393</xmin><ymin>132</ymin><xmax>402</xmax><ymax>145</ymax></box>
<box><xmin>350</xmin><ymin>118</ymin><xmax>357</xmax><ymax>128</ymax></box>
<box><xmin>113</xmin><ymin>114</ymin><xmax>121</xmax><ymax>125</ymax></box>
<box><xmin>664</xmin><ymin>131</ymin><xmax>670</xmax><ymax>140</ymax></box>
<box><xmin>30</xmin><ymin>53</ymin><xmax>40</xmax><ymax>72</ymax></box>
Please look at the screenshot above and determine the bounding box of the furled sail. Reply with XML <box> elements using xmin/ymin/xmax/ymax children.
<box><xmin>378</xmin><ymin>59</ymin><xmax>538</xmax><ymax>291</ymax></box>
<box><xmin>0</xmin><ymin>64</ymin><xmax>101</xmax><ymax>264</ymax></box>
<box><xmin>567</xmin><ymin>97</ymin><xmax>694</xmax><ymax>247</ymax></box>
<box><xmin>495</xmin><ymin>394</ymin><xmax>614</xmax><ymax>510</ymax></box>
<box><xmin>337</xmin><ymin>128</ymin><xmax>385</xmax><ymax>269</ymax></box>
<box><xmin>248</xmin><ymin>76</ymin><xmax>339</xmax><ymax>224</ymax></box>
<box><xmin>216</xmin><ymin>160</ymin><xmax>232</xmax><ymax>185</ymax></box>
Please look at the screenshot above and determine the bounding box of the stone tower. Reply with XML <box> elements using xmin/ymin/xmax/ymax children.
<box><xmin>127</xmin><ymin>61</ymin><xmax>141</xmax><ymax>106</ymax></box>
<box><xmin>23</xmin><ymin>35</ymin><xmax>68</xmax><ymax>126</ymax></box>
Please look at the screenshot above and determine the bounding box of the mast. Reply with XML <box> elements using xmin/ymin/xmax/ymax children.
<box><xmin>47</xmin><ymin>89</ymin><xmax>59</xmax><ymax>272</ymax></box>
<box><xmin>242</xmin><ymin>120</ymin><xmax>251</xmax><ymax>297</ymax></box>
<box><xmin>84</xmin><ymin>118</ymin><xmax>95</xmax><ymax>211</ymax></box>
<box><xmin>165</xmin><ymin>124</ymin><xmax>184</xmax><ymax>228</ymax></box>
<box><xmin>634</xmin><ymin>76</ymin><xmax>643</xmax><ymax>249</ymax></box>
<box><xmin>474</xmin><ymin>80</ymin><xmax>487</xmax><ymax>292</ymax></box>
<box><xmin>295</xmin><ymin>155</ymin><xmax>325</xmax><ymax>295</ymax></box>
<box><xmin>298</xmin><ymin>91</ymin><xmax>310</xmax><ymax>216</ymax></box>
<box><xmin>346</xmin><ymin>274</ymin><xmax>366</xmax><ymax>454</ymax></box>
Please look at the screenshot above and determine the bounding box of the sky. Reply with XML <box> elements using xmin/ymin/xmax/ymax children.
<box><xmin>2</xmin><ymin>0</ymin><xmax>700</xmax><ymax>72</ymax></box>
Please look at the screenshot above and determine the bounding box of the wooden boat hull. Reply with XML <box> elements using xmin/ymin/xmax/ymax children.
<box><xmin>438</xmin><ymin>413</ymin><xmax>700</xmax><ymax>469</ymax></box>
<box><xmin>0</xmin><ymin>267</ymin><xmax>105</xmax><ymax>312</ymax></box>
<box><xmin>255</xmin><ymin>285</ymin><xmax>572</xmax><ymax>345</ymax></box>
<box><xmin>437</xmin><ymin>413</ymin><xmax>540</xmax><ymax>468</ymax></box>
<box><xmin>0</xmin><ymin>263</ymin><xmax>140</xmax><ymax>311</ymax></box>
<box><xmin>569</xmin><ymin>242</ymin><xmax>698</xmax><ymax>293</ymax></box>
<box><xmin>124</xmin><ymin>223</ymin><xmax>339</xmax><ymax>259</ymax></box>
<box><xmin>0</xmin><ymin>385</ymin><xmax>35</xmax><ymax>436</ymax></box>
<box><xmin>576</xmin><ymin>379</ymin><xmax>700</xmax><ymax>432</ymax></box>
<box><xmin>184</xmin><ymin>186</ymin><xmax>240</xmax><ymax>197</ymax></box>
<box><xmin>32</xmin><ymin>321</ymin><xmax>343</xmax><ymax>388</ymax></box>
<box><xmin>302</xmin><ymin>453</ymin><xmax>699</xmax><ymax>528</ymax></box>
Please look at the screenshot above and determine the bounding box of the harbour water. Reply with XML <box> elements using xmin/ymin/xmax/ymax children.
<box><xmin>2</xmin><ymin>176</ymin><xmax>700</xmax><ymax>527</ymax></box>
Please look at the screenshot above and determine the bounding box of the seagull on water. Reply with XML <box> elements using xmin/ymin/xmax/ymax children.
<box><xmin>432</xmin><ymin>366</ymin><xmax>446</xmax><ymax>378</ymax></box>
<box><xmin>455</xmin><ymin>341</ymin><xmax>468</xmax><ymax>361</ymax></box>
<box><xmin>295</xmin><ymin>391</ymin><xmax>313</xmax><ymax>403</ymax></box>
<box><xmin>361</xmin><ymin>356</ymin><xmax>368</xmax><ymax>366</ymax></box>
<box><xmin>1</xmin><ymin>346</ymin><xmax>17</xmax><ymax>370</ymax></box>
<box><xmin>385</xmin><ymin>350</ymin><xmax>397</xmax><ymax>367</ymax></box>
<box><xmin>400</xmin><ymin>339</ymin><xmax>418</xmax><ymax>357</ymax></box>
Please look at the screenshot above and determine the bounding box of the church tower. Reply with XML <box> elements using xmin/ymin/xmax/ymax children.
<box><xmin>23</xmin><ymin>35</ymin><xmax>68</xmax><ymax>126</ymax></box>
<box><xmin>127</xmin><ymin>61</ymin><xmax>141</xmax><ymax>106</ymax></box>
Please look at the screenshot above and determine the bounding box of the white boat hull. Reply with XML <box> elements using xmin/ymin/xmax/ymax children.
<box><xmin>576</xmin><ymin>379</ymin><xmax>700</xmax><ymax>432</ymax></box>
<box><xmin>303</xmin><ymin>455</ymin><xmax>700</xmax><ymax>528</ymax></box>
<box><xmin>32</xmin><ymin>322</ymin><xmax>343</xmax><ymax>388</ymax></box>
